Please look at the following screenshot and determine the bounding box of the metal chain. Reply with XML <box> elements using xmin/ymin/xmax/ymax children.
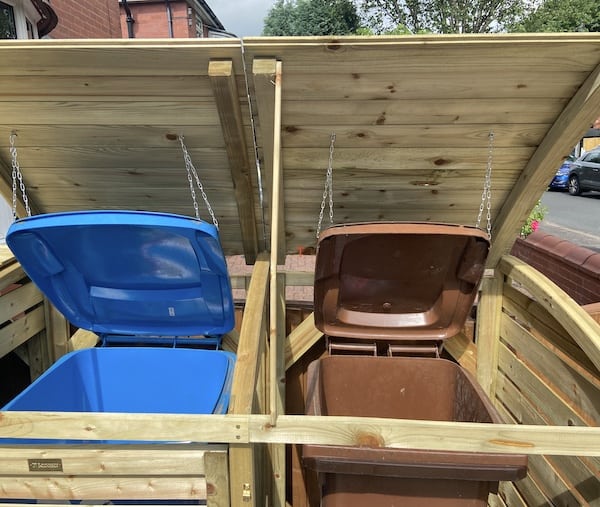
<box><xmin>178</xmin><ymin>135</ymin><xmax>218</xmax><ymax>229</ymax></box>
<box><xmin>476</xmin><ymin>131</ymin><xmax>494</xmax><ymax>239</ymax></box>
<box><xmin>9</xmin><ymin>132</ymin><xmax>31</xmax><ymax>220</ymax></box>
<box><xmin>316</xmin><ymin>133</ymin><xmax>336</xmax><ymax>239</ymax></box>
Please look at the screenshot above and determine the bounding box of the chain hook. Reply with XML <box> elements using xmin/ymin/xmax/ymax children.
<box><xmin>178</xmin><ymin>135</ymin><xmax>219</xmax><ymax>230</ymax></box>
<box><xmin>9</xmin><ymin>131</ymin><xmax>31</xmax><ymax>220</ymax></box>
<box><xmin>316</xmin><ymin>132</ymin><xmax>336</xmax><ymax>239</ymax></box>
<box><xmin>476</xmin><ymin>131</ymin><xmax>494</xmax><ymax>240</ymax></box>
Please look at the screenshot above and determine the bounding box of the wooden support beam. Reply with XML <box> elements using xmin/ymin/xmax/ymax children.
<box><xmin>1</xmin><ymin>412</ymin><xmax>600</xmax><ymax>457</ymax></box>
<box><xmin>254</xmin><ymin>58</ymin><xmax>286</xmax><ymax>263</ymax></box>
<box><xmin>43</xmin><ymin>299</ymin><xmax>70</xmax><ymax>364</ymax></box>
<box><xmin>444</xmin><ymin>332</ymin><xmax>477</xmax><ymax>377</ymax></box>
<box><xmin>228</xmin><ymin>252</ymin><xmax>269</xmax><ymax>507</ymax></box>
<box><xmin>68</xmin><ymin>328</ymin><xmax>99</xmax><ymax>351</ymax></box>
<box><xmin>476</xmin><ymin>270</ymin><xmax>504</xmax><ymax>398</ymax></box>
<box><xmin>266</xmin><ymin>60</ymin><xmax>286</xmax><ymax>507</ymax></box>
<box><xmin>229</xmin><ymin>252</ymin><xmax>269</xmax><ymax>415</ymax></box>
<box><xmin>285</xmin><ymin>312</ymin><xmax>323</xmax><ymax>371</ymax></box>
<box><xmin>499</xmin><ymin>255</ymin><xmax>600</xmax><ymax>372</ymax></box>
<box><xmin>488</xmin><ymin>62</ymin><xmax>600</xmax><ymax>266</ymax></box>
<box><xmin>209</xmin><ymin>59</ymin><xmax>259</xmax><ymax>264</ymax></box>
<box><xmin>205</xmin><ymin>449</ymin><xmax>231</xmax><ymax>507</ymax></box>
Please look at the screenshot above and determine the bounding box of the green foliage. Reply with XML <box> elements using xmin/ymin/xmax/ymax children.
<box><xmin>359</xmin><ymin>0</ymin><xmax>527</xmax><ymax>34</ymax></box>
<box><xmin>263</xmin><ymin>0</ymin><xmax>362</xmax><ymax>36</ymax></box>
<box><xmin>512</xmin><ymin>0</ymin><xmax>600</xmax><ymax>32</ymax></box>
<box><xmin>520</xmin><ymin>200</ymin><xmax>547</xmax><ymax>238</ymax></box>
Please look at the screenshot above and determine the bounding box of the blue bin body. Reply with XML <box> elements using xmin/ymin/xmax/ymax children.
<box><xmin>3</xmin><ymin>347</ymin><xmax>235</xmax><ymax>415</ymax></box>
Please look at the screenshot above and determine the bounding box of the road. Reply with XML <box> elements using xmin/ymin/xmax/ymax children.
<box><xmin>538</xmin><ymin>190</ymin><xmax>600</xmax><ymax>252</ymax></box>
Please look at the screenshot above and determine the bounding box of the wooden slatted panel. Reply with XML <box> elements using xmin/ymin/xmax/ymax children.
<box><xmin>0</xmin><ymin>40</ymin><xmax>253</xmax><ymax>256</ymax></box>
<box><xmin>1</xmin><ymin>36</ymin><xmax>600</xmax><ymax>256</ymax></box>
<box><xmin>243</xmin><ymin>35</ymin><xmax>600</xmax><ymax>255</ymax></box>
<box><xmin>496</xmin><ymin>262</ymin><xmax>600</xmax><ymax>506</ymax></box>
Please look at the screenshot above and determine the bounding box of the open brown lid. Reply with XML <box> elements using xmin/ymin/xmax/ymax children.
<box><xmin>314</xmin><ymin>222</ymin><xmax>489</xmax><ymax>342</ymax></box>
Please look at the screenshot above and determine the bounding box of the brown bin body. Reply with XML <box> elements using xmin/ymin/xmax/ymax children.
<box><xmin>304</xmin><ymin>356</ymin><xmax>528</xmax><ymax>507</ymax></box>
<box><xmin>304</xmin><ymin>223</ymin><xmax>528</xmax><ymax>506</ymax></box>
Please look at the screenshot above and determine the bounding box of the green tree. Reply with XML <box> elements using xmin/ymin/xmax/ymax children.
<box><xmin>263</xmin><ymin>0</ymin><xmax>362</xmax><ymax>36</ymax></box>
<box><xmin>359</xmin><ymin>0</ymin><xmax>527</xmax><ymax>34</ymax></box>
<box><xmin>513</xmin><ymin>0</ymin><xmax>600</xmax><ymax>32</ymax></box>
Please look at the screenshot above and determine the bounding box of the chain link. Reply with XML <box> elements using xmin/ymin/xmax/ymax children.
<box><xmin>316</xmin><ymin>133</ymin><xmax>336</xmax><ymax>239</ymax></box>
<box><xmin>476</xmin><ymin>131</ymin><xmax>494</xmax><ymax>239</ymax></box>
<box><xmin>9</xmin><ymin>132</ymin><xmax>31</xmax><ymax>220</ymax></box>
<box><xmin>178</xmin><ymin>135</ymin><xmax>218</xmax><ymax>229</ymax></box>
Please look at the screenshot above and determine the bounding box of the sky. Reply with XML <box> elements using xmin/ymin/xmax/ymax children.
<box><xmin>211</xmin><ymin>0</ymin><xmax>275</xmax><ymax>37</ymax></box>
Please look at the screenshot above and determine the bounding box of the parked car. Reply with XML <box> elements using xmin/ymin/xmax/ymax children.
<box><xmin>548</xmin><ymin>154</ymin><xmax>576</xmax><ymax>190</ymax></box>
<box><xmin>568</xmin><ymin>148</ymin><xmax>600</xmax><ymax>195</ymax></box>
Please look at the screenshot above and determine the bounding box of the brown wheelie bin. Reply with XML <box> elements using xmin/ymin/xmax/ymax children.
<box><xmin>303</xmin><ymin>222</ymin><xmax>528</xmax><ymax>507</ymax></box>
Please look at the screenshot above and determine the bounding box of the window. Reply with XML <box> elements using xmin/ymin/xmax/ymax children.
<box><xmin>0</xmin><ymin>1</ymin><xmax>17</xmax><ymax>39</ymax></box>
<box><xmin>0</xmin><ymin>1</ymin><xmax>40</xmax><ymax>39</ymax></box>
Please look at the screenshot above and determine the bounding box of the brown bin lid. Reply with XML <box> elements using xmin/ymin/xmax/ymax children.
<box><xmin>314</xmin><ymin>222</ymin><xmax>489</xmax><ymax>342</ymax></box>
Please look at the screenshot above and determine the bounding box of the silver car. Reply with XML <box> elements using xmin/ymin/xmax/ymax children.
<box><xmin>568</xmin><ymin>148</ymin><xmax>600</xmax><ymax>195</ymax></box>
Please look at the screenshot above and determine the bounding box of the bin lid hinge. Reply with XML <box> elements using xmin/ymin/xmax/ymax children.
<box><xmin>387</xmin><ymin>342</ymin><xmax>443</xmax><ymax>358</ymax></box>
<box><xmin>327</xmin><ymin>338</ymin><xmax>378</xmax><ymax>356</ymax></box>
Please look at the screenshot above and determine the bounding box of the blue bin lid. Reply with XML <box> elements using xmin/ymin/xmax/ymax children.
<box><xmin>6</xmin><ymin>210</ymin><xmax>235</xmax><ymax>338</ymax></box>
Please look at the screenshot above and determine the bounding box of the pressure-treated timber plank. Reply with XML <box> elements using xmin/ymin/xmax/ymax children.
<box><xmin>0</xmin><ymin>305</ymin><xmax>45</xmax><ymax>360</ymax></box>
<box><xmin>242</xmin><ymin>35</ymin><xmax>600</xmax><ymax>74</ymax></box>
<box><xmin>228</xmin><ymin>252</ymin><xmax>269</xmax><ymax>507</ymax></box>
<box><xmin>499</xmin><ymin>255</ymin><xmax>600</xmax><ymax>372</ymax></box>
<box><xmin>267</xmin><ymin>61</ymin><xmax>286</xmax><ymax>507</ymax></box>
<box><xmin>253</xmin><ymin>58</ymin><xmax>285</xmax><ymax>263</ymax></box>
<box><xmin>443</xmin><ymin>332</ymin><xmax>477</xmax><ymax>377</ymax></box>
<box><xmin>489</xmin><ymin>62</ymin><xmax>600</xmax><ymax>266</ymax></box>
<box><xmin>1</xmin><ymin>413</ymin><xmax>600</xmax><ymax>456</ymax></box>
<box><xmin>0</xmin><ymin>476</ymin><xmax>207</xmax><ymax>501</ymax></box>
<box><xmin>498</xmin><ymin>343</ymin><xmax>593</xmax><ymax>428</ymax></box>
<box><xmin>0</xmin><ymin>445</ymin><xmax>223</xmax><ymax>475</ymax></box>
<box><xmin>277</xmin><ymin>70</ymin><xmax>585</xmax><ymax>101</ymax></box>
<box><xmin>284</xmin><ymin>313</ymin><xmax>322</xmax><ymax>371</ymax></box>
<box><xmin>0</xmin><ymin>40</ymin><xmax>243</xmax><ymax>77</ymax></box>
<box><xmin>68</xmin><ymin>328</ymin><xmax>99</xmax><ymax>351</ymax></box>
<box><xmin>44</xmin><ymin>300</ymin><xmax>70</xmax><ymax>363</ymax></box>
<box><xmin>209</xmin><ymin>59</ymin><xmax>259</xmax><ymax>264</ymax></box>
<box><xmin>228</xmin><ymin>252</ymin><xmax>269</xmax><ymax>415</ymax></box>
<box><xmin>281</xmin><ymin>124</ymin><xmax>550</xmax><ymax>148</ymax></box>
<box><xmin>494</xmin><ymin>372</ymin><xmax>594</xmax><ymax>506</ymax></box>
<box><xmin>476</xmin><ymin>271</ymin><xmax>504</xmax><ymax>398</ymax></box>
<box><xmin>205</xmin><ymin>450</ymin><xmax>231</xmax><ymax>507</ymax></box>
<box><xmin>501</xmin><ymin>314</ymin><xmax>600</xmax><ymax>423</ymax></box>
<box><xmin>501</xmin><ymin>284</ymin><xmax>598</xmax><ymax>377</ymax></box>
<box><xmin>282</xmin><ymin>98</ymin><xmax>567</xmax><ymax>126</ymax></box>
<box><xmin>0</xmin><ymin>282</ymin><xmax>43</xmax><ymax>324</ymax></box>
<box><xmin>0</xmin><ymin>101</ymin><xmax>221</xmax><ymax>125</ymax></box>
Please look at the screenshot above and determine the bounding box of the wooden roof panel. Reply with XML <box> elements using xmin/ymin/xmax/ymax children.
<box><xmin>1</xmin><ymin>34</ymin><xmax>599</xmax><ymax>262</ymax></box>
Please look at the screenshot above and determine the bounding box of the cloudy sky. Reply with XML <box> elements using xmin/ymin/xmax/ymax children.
<box><xmin>211</xmin><ymin>0</ymin><xmax>275</xmax><ymax>37</ymax></box>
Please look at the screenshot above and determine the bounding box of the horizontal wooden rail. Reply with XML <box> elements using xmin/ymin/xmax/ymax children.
<box><xmin>1</xmin><ymin>412</ymin><xmax>599</xmax><ymax>457</ymax></box>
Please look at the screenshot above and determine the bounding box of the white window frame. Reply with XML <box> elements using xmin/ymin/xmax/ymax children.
<box><xmin>1</xmin><ymin>0</ymin><xmax>40</xmax><ymax>39</ymax></box>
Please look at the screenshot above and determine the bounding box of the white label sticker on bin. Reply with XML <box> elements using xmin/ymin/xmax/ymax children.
<box><xmin>168</xmin><ymin>306</ymin><xmax>175</xmax><ymax>316</ymax></box>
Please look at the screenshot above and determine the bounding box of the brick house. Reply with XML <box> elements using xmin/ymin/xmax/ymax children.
<box><xmin>118</xmin><ymin>0</ymin><xmax>231</xmax><ymax>39</ymax></box>
<box><xmin>1</xmin><ymin>0</ymin><xmax>121</xmax><ymax>39</ymax></box>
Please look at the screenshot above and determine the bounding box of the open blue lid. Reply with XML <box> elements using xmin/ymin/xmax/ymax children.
<box><xmin>6</xmin><ymin>210</ymin><xmax>234</xmax><ymax>338</ymax></box>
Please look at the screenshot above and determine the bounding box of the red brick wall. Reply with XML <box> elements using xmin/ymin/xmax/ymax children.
<box><xmin>120</xmin><ymin>1</ymin><xmax>194</xmax><ymax>38</ymax></box>
<box><xmin>49</xmin><ymin>0</ymin><xmax>121</xmax><ymax>38</ymax></box>
<box><xmin>511</xmin><ymin>232</ymin><xmax>600</xmax><ymax>305</ymax></box>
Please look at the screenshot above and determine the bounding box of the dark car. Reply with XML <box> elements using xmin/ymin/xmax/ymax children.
<box><xmin>548</xmin><ymin>155</ymin><xmax>576</xmax><ymax>190</ymax></box>
<box><xmin>568</xmin><ymin>148</ymin><xmax>600</xmax><ymax>195</ymax></box>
